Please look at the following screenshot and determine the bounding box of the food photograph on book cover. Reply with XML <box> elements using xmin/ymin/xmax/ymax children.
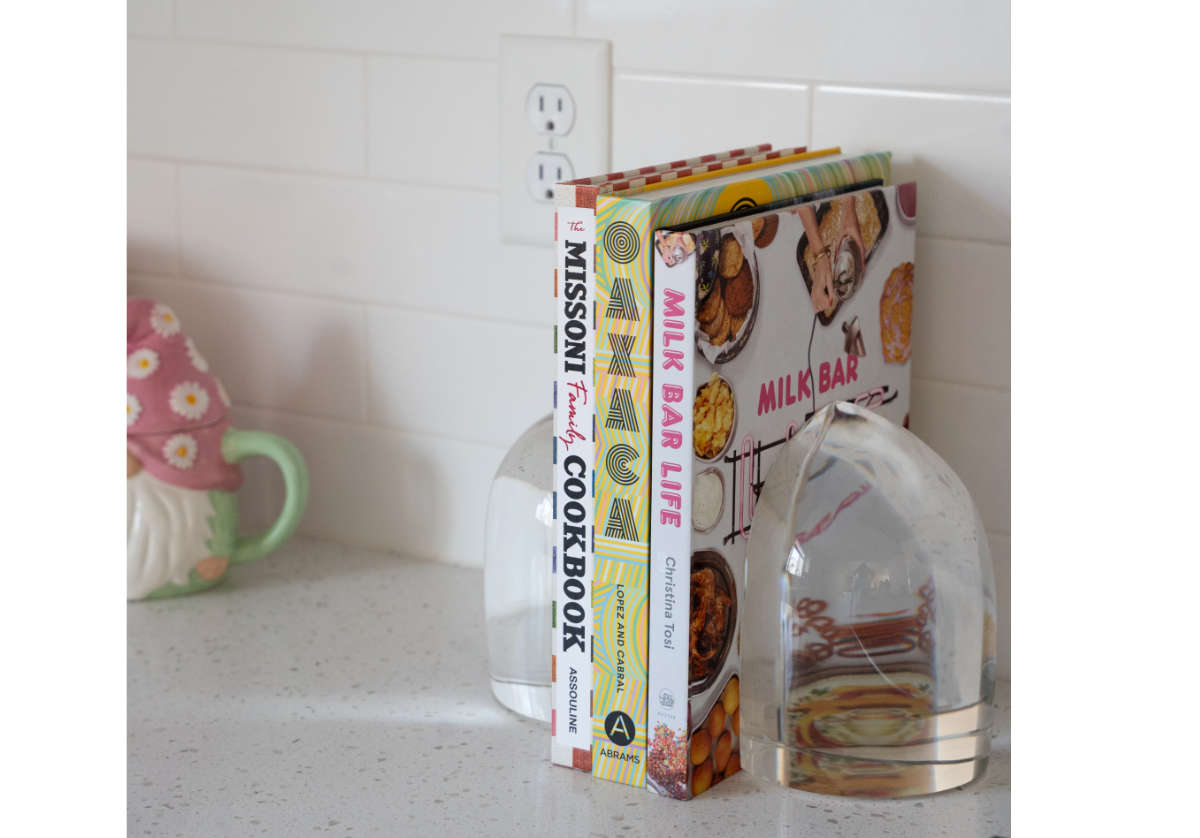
<box><xmin>647</xmin><ymin>184</ymin><xmax>917</xmax><ymax>799</ymax></box>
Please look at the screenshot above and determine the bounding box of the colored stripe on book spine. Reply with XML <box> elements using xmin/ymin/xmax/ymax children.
<box><xmin>647</xmin><ymin>152</ymin><xmax>891</xmax><ymax>227</ymax></box>
<box><xmin>564</xmin><ymin>144</ymin><xmax>774</xmax><ymax>186</ymax></box>
<box><xmin>605</xmin><ymin>145</ymin><xmax>807</xmax><ymax>193</ymax></box>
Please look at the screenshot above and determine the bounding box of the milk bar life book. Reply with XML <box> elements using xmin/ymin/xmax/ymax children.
<box><xmin>646</xmin><ymin>180</ymin><xmax>917</xmax><ymax>798</ymax></box>
<box><xmin>583</xmin><ymin>149</ymin><xmax>894</xmax><ymax>788</ymax></box>
<box><xmin>551</xmin><ymin>143</ymin><xmax>778</xmax><ymax>772</ymax></box>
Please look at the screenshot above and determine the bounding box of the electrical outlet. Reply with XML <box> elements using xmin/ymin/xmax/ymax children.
<box><xmin>527</xmin><ymin>152</ymin><xmax>574</xmax><ymax>202</ymax></box>
<box><xmin>527</xmin><ymin>84</ymin><xmax>576</xmax><ymax>136</ymax></box>
<box><xmin>500</xmin><ymin>35</ymin><xmax>610</xmax><ymax>245</ymax></box>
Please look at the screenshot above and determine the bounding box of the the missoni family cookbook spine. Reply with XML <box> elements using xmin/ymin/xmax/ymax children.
<box><xmin>591</xmin><ymin>148</ymin><xmax>896</xmax><ymax>787</ymax></box>
<box><xmin>645</xmin><ymin>179</ymin><xmax>916</xmax><ymax>799</ymax></box>
<box><xmin>550</xmin><ymin>145</ymin><xmax>776</xmax><ymax>771</ymax></box>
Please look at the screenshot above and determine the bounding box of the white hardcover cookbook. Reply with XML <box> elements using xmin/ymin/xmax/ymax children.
<box><xmin>646</xmin><ymin>183</ymin><xmax>916</xmax><ymax>798</ymax></box>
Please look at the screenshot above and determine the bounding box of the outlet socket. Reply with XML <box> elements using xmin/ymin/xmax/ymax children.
<box><xmin>527</xmin><ymin>84</ymin><xmax>575</xmax><ymax>136</ymax></box>
<box><xmin>500</xmin><ymin>35</ymin><xmax>610</xmax><ymax>245</ymax></box>
<box><xmin>527</xmin><ymin>152</ymin><xmax>574</xmax><ymax>202</ymax></box>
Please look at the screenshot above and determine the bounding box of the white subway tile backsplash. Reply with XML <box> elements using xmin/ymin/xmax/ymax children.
<box><xmin>175</xmin><ymin>0</ymin><xmax>572</xmax><ymax>60</ymax></box>
<box><xmin>812</xmin><ymin>87</ymin><xmax>1010</xmax><ymax>242</ymax></box>
<box><xmin>366</xmin><ymin>307</ymin><xmax>549</xmax><ymax>448</ymax></box>
<box><xmin>232</xmin><ymin>405</ymin><xmax>504</xmax><ymax>566</ymax></box>
<box><xmin>912</xmin><ymin>237</ymin><xmax>1010</xmax><ymax>390</ymax></box>
<box><xmin>128</xmin><ymin>41</ymin><xmax>366</xmax><ymax>174</ymax></box>
<box><xmin>910</xmin><ymin>379</ymin><xmax>1009</xmax><ymax>535</ymax></box>
<box><xmin>127</xmin><ymin>159</ymin><xmax>178</xmax><ymax>275</ymax></box>
<box><xmin>580</xmin><ymin>0</ymin><xmax>1010</xmax><ymax>92</ymax></box>
<box><xmin>178</xmin><ymin>165</ymin><xmax>551</xmax><ymax>325</ymax></box>
<box><xmin>126</xmin><ymin>274</ymin><xmax>368</xmax><ymax>422</ymax></box>
<box><xmin>128</xmin><ymin>0</ymin><xmax>172</xmax><ymax>37</ymax></box>
<box><xmin>129</xmin><ymin>0</ymin><xmax>1010</xmax><ymax>615</ymax></box>
<box><xmin>612</xmin><ymin>74</ymin><xmax>809</xmax><ymax>173</ymax></box>
<box><xmin>989</xmin><ymin>532</ymin><xmax>1011</xmax><ymax>681</ymax></box>
<box><xmin>368</xmin><ymin>57</ymin><xmax>499</xmax><ymax>188</ymax></box>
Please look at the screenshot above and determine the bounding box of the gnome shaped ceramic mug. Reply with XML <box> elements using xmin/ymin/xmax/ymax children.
<box><xmin>126</xmin><ymin>298</ymin><xmax>309</xmax><ymax>600</ymax></box>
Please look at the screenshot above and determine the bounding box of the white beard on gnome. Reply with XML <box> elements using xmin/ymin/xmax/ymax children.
<box><xmin>127</xmin><ymin>452</ymin><xmax>225</xmax><ymax>599</ymax></box>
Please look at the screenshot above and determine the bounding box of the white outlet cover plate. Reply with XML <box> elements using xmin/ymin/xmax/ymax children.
<box><xmin>500</xmin><ymin>35</ymin><xmax>610</xmax><ymax>246</ymax></box>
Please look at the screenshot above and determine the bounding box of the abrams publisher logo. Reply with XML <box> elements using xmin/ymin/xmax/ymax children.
<box><xmin>658</xmin><ymin>689</ymin><xmax>675</xmax><ymax>709</ymax></box>
<box><xmin>604</xmin><ymin>711</ymin><xmax>636</xmax><ymax>747</ymax></box>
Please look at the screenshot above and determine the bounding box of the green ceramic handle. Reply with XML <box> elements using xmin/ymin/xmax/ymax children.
<box><xmin>222</xmin><ymin>429</ymin><xmax>309</xmax><ymax>565</ymax></box>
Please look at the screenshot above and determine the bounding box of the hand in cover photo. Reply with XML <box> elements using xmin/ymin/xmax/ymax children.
<box><xmin>796</xmin><ymin>192</ymin><xmax>885</xmax><ymax>320</ymax></box>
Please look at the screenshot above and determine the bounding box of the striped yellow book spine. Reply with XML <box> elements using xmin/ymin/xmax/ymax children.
<box><xmin>592</xmin><ymin>198</ymin><xmax>653</xmax><ymax>785</ymax></box>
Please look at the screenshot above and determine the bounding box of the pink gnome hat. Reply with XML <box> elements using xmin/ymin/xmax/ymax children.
<box><xmin>126</xmin><ymin>297</ymin><xmax>242</xmax><ymax>492</ymax></box>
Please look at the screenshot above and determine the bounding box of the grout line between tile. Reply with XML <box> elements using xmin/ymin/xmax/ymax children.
<box><xmin>918</xmin><ymin>232</ymin><xmax>1011</xmax><ymax>248</ymax></box>
<box><xmin>361</xmin><ymin>56</ymin><xmax>371</xmax><ymax>175</ymax></box>
<box><xmin>127</xmin><ymin>32</ymin><xmax>501</xmax><ymax>64</ymax></box>
<box><xmin>814</xmin><ymin>83</ymin><xmax>1011</xmax><ymax>104</ymax></box>
<box><xmin>614</xmin><ymin>66</ymin><xmax>1009</xmax><ymax>99</ymax></box>
<box><xmin>235</xmin><ymin>400</ymin><xmax>512</xmax><ymax>454</ymax></box>
<box><xmin>132</xmin><ymin>153</ymin><xmax>500</xmax><ymax>195</ymax></box>
<box><xmin>615</xmin><ymin>70</ymin><xmax>810</xmax><ymax>91</ymax></box>
<box><xmin>807</xmin><ymin>84</ymin><xmax>815</xmax><ymax>148</ymax></box>
<box><xmin>912</xmin><ymin>375</ymin><xmax>1010</xmax><ymax>396</ymax></box>
<box><xmin>128</xmin><ymin>271</ymin><xmax>552</xmax><ymax>331</ymax></box>
<box><xmin>353</xmin><ymin>296</ymin><xmax>552</xmax><ymax>333</ymax></box>
<box><xmin>170</xmin><ymin>161</ymin><xmax>183</xmax><ymax>277</ymax></box>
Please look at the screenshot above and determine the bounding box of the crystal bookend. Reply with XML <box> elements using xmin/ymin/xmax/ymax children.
<box><xmin>742</xmin><ymin>402</ymin><xmax>996</xmax><ymax>797</ymax></box>
<box><xmin>484</xmin><ymin>415</ymin><xmax>553</xmax><ymax>722</ymax></box>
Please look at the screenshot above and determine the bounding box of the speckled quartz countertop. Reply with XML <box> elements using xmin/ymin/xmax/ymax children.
<box><xmin>129</xmin><ymin>537</ymin><xmax>1010</xmax><ymax>837</ymax></box>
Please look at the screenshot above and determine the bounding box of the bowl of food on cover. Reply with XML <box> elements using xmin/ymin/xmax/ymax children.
<box><xmin>693</xmin><ymin>372</ymin><xmax>736</xmax><ymax>463</ymax></box>
<box><xmin>692</xmin><ymin>467</ymin><xmax>725</xmax><ymax>534</ymax></box>
<box><xmin>688</xmin><ymin>550</ymin><xmax>737</xmax><ymax>697</ymax></box>
<box><xmin>831</xmin><ymin>235</ymin><xmax>864</xmax><ymax>304</ymax></box>
<box><xmin>695</xmin><ymin>227</ymin><xmax>759</xmax><ymax>365</ymax></box>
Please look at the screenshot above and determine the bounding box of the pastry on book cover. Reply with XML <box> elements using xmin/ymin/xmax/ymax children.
<box><xmin>646</xmin><ymin>184</ymin><xmax>916</xmax><ymax>799</ymax></box>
